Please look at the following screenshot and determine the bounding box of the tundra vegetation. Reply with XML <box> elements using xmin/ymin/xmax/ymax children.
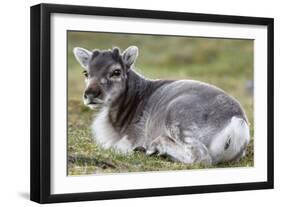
<box><xmin>67</xmin><ymin>32</ymin><xmax>253</xmax><ymax>175</ymax></box>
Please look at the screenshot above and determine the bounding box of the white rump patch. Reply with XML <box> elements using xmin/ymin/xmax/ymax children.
<box><xmin>209</xmin><ymin>116</ymin><xmax>250</xmax><ymax>163</ymax></box>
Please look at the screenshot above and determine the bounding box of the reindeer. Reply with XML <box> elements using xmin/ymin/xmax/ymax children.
<box><xmin>73</xmin><ymin>46</ymin><xmax>250</xmax><ymax>165</ymax></box>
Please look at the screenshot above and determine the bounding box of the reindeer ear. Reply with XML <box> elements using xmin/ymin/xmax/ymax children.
<box><xmin>122</xmin><ymin>46</ymin><xmax>138</xmax><ymax>68</ymax></box>
<box><xmin>73</xmin><ymin>47</ymin><xmax>92</xmax><ymax>69</ymax></box>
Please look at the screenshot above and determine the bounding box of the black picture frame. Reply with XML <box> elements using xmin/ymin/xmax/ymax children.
<box><xmin>30</xmin><ymin>3</ymin><xmax>274</xmax><ymax>204</ymax></box>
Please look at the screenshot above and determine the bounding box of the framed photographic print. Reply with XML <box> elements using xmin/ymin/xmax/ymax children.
<box><xmin>30</xmin><ymin>3</ymin><xmax>274</xmax><ymax>203</ymax></box>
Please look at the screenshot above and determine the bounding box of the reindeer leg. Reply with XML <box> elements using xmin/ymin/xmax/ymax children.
<box><xmin>146</xmin><ymin>135</ymin><xmax>212</xmax><ymax>165</ymax></box>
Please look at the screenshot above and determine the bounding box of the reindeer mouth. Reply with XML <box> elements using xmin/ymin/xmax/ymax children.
<box><xmin>84</xmin><ymin>98</ymin><xmax>104</xmax><ymax>107</ymax></box>
<box><xmin>88</xmin><ymin>102</ymin><xmax>102</xmax><ymax>106</ymax></box>
<box><xmin>87</xmin><ymin>99</ymin><xmax>104</xmax><ymax>105</ymax></box>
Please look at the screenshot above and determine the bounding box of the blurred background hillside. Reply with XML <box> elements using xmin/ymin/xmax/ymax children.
<box><xmin>67</xmin><ymin>31</ymin><xmax>253</xmax><ymax>175</ymax></box>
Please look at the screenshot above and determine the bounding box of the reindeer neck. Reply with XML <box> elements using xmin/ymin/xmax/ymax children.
<box><xmin>107</xmin><ymin>69</ymin><xmax>174</xmax><ymax>134</ymax></box>
<box><xmin>107</xmin><ymin>70</ymin><xmax>150</xmax><ymax>132</ymax></box>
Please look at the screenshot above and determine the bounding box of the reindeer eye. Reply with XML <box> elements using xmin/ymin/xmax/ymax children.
<box><xmin>82</xmin><ymin>71</ymin><xmax>88</xmax><ymax>78</ymax></box>
<box><xmin>111</xmin><ymin>69</ymin><xmax>121</xmax><ymax>77</ymax></box>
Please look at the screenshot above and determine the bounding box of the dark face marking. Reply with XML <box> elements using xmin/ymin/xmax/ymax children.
<box><xmin>83</xmin><ymin>49</ymin><xmax>128</xmax><ymax>107</ymax></box>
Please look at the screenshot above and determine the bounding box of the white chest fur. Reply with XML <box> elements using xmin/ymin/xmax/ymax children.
<box><xmin>91</xmin><ymin>108</ymin><xmax>133</xmax><ymax>154</ymax></box>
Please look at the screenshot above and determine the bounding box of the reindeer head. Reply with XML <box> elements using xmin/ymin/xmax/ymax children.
<box><xmin>73</xmin><ymin>46</ymin><xmax>138</xmax><ymax>109</ymax></box>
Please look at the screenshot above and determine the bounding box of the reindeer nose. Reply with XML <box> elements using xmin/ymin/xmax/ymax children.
<box><xmin>84</xmin><ymin>88</ymin><xmax>101</xmax><ymax>99</ymax></box>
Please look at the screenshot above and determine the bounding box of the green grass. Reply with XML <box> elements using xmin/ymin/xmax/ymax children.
<box><xmin>67</xmin><ymin>32</ymin><xmax>254</xmax><ymax>175</ymax></box>
<box><xmin>68</xmin><ymin>100</ymin><xmax>253</xmax><ymax>175</ymax></box>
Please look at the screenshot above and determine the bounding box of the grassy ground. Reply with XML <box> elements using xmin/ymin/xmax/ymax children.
<box><xmin>67</xmin><ymin>32</ymin><xmax>254</xmax><ymax>175</ymax></box>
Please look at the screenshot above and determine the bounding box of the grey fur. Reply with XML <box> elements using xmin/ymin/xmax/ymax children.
<box><xmin>73</xmin><ymin>46</ymin><xmax>250</xmax><ymax>165</ymax></box>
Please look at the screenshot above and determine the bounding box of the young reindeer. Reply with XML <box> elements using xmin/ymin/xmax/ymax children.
<box><xmin>73</xmin><ymin>46</ymin><xmax>250</xmax><ymax>165</ymax></box>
